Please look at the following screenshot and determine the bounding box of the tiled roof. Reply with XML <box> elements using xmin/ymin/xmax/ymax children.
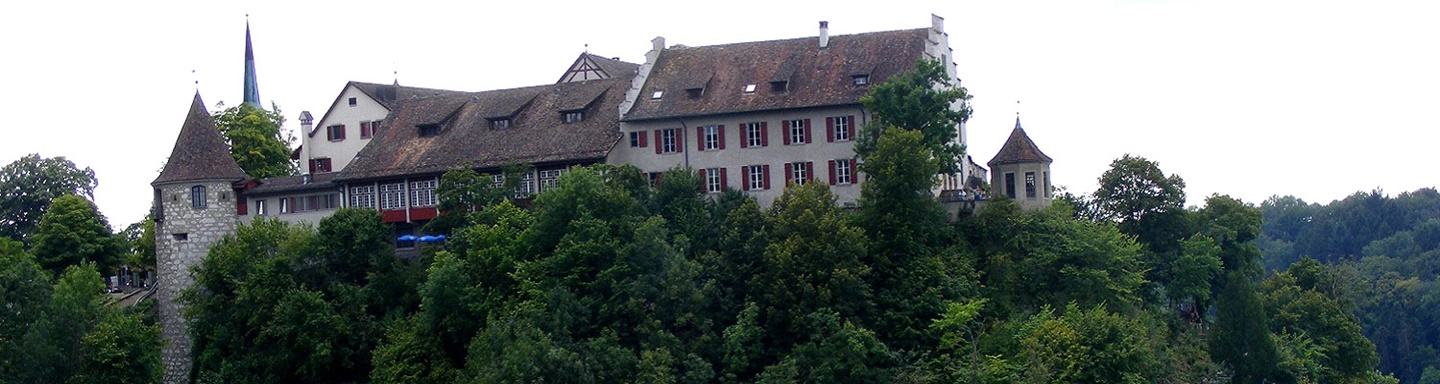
<box><xmin>987</xmin><ymin>118</ymin><xmax>1053</xmax><ymax>167</ymax></box>
<box><xmin>245</xmin><ymin>172</ymin><xmax>340</xmax><ymax>196</ymax></box>
<box><xmin>350</xmin><ymin>81</ymin><xmax>467</xmax><ymax>110</ymax></box>
<box><xmin>584</xmin><ymin>54</ymin><xmax>641</xmax><ymax>78</ymax></box>
<box><xmin>622</xmin><ymin>28</ymin><xmax>930</xmax><ymax>121</ymax></box>
<box><xmin>335</xmin><ymin>76</ymin><xmax>630</xmax><ymax>181</ymax></box>
<box><xmin>153</xmin><ymin>93</ymin><xmax>249</xmax><ymax>185</ymax></box>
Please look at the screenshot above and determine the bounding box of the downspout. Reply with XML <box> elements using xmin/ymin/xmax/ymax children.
<box><xmin>679</xmin><ymin>119</ymin><xmax>691</xmax><ymax>169</ymax></box>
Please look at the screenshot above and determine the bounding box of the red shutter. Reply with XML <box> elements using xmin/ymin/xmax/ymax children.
<box><xmin>847</xmin><ymin>116</ymin><xmax>856</xmax><ymax>139</ymax></box>
<box><xmin>676</xmin><ymin>129</ymin><xmax>684</xmax><ymax>152</ymax></box>
<box><xmin>784</xmin><ymin>163</ymin><xmax>793</xmax><ymax>187</ymax></box>
<box><xmin>697</xmin><ymin>168</ymin><xmax>706</xmax><ymax>188</ymax></box>
<box><xmin>309</xmin><ymin>159</ymin><xmax>316</xmax><ymax>173</ymax></box>
<box><xmin>339</xmin><ymin>125</ymin><xmax>346</xmax><ymax>140</ymax></box>
<box><xmin>805</xmin><ymin>162</ymin><xmax>814</xmax><ymax>183</ymax></box>
<box><xmin>852</xmin><ymin>158</ymin><xmax>859</xmax><ymax>183</ymax></box>
<box><xmin>741</xmin><ymin>166</ymin><xmax>751</xmax><ymax>191</ymax></box>
<box><xmin>804</xmin><ymin>119</ymin><xmax>812</xmax><ymax>143</ymax></box>
<box><xmin>654</xmin><ymin>130</ymin><xmax>662</xmax><ymax>154</ymax></box>
<box><xmin>639</xmin><ymin>131</ymin><xmax>648</xmax><ymax>147</ymax></box>
<box><xmin>718</xmin><ymin>125</ymin><xmax>726</xmax><ymax>149</ymax></box>
<box><xmin>740</xmin><ymin>125</ymin><xmax>748</xmax><ymax>148</ymax></box>
<box><xmin>829</xmin><ymin>160</ymin><xmax>837</xmax><ymax>185</ymax></box>
<box><xmin>697</xmin><ymin>126</ymin><xmax>705</xmax><ymax>150</ymax></box>
<box><xmin>760</xmin><ymin>122</ymin><xmax>769</xmax><ymax>147</ymax></box>
<box><xmin>782</xmin><ymin>121</ymin><xmax>791</xmax><ymax>145</ymax></box>
<box><xmin>762</xmin><ymin>165</ymin><xmax>771</xmax><ymax>190</ymax></box>
<box><xmin>720</xmin><ymin>167</ymin><xmax>728</xmax><ymax>189</ymax></box>
<box><xmin>826</xmin><ymin>117</ymin><xmax>835</xmax><ymax>143</ymax></box>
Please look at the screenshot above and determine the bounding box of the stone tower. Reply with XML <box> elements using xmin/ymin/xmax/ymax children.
<box><xmin>987</xmin><ymin>117</ymin><xmax>1053</xmax><ymax>210</ymax></box>
<box><xmin>151</xmin><ymin>93</ymin><xmax>248</xmax><ymax>383</ymax></box>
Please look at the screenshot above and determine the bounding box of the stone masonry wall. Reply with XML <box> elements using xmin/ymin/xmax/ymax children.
<box><xmin>155</xmin><ymin>181</ymin><xmax>238</xmax><ymax>384</ymax></box>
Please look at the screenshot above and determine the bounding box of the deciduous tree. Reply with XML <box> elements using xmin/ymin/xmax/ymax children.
<box><xmin>211</xmin><ymin>103</ymin><xmax>295</xmax><ymax>179</ymax></box>
<box><xmin>28</xmin><ymin>195</ymin><xmax>125</xmax><ymax>276</ymax></box>
<box><xmin>0</xmin><ymin>154</ymin><xmax>98</xmax><ymax>242</ymax></box>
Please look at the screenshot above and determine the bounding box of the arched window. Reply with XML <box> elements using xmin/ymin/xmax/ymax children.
<box><xmin>191</xmin><ymin>186</ymin><xmax>207</xmax><ymax>209</ymax></box>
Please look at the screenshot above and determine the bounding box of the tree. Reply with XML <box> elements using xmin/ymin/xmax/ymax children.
<box><xmin>28</xmin><ymin>195</ymin><xmax>125</xmax><ymax>276</ymax></box>
<box><xmin>21</xmin><ymin>264</ymin><xmax>107</xmax><ymax>382</ymax></box>
<box><xmin>0</xmin><ymin>239</ymin><xmax>50</xmax><ymax>381</ymax></box>
<box><xmin>1262</xmin><ymin>259</ymin><xmax>1383</xmax><ymax>383</ymax></box>
<box><xmin>211</xmin><ymin>102</ymin><xmax>295</xmax><ymax>179</ymax></box>
<box><xmin>1092</xmin><ymin>155</ymin><xmax>1189</xmax><ymax>299</ymax></box>
<box><xmin>857</xmin><ymin>57</ymin><xmax>973</xmax><ymax>174</ymax></box>
<box><xmin>0</xmin><ymin>154</ymin><xmax>98</xmax><ymax>242</ymax></box>
<box><xmin>1210</xmin><ymin>271</ymin><xmax>1281</xmax><ymax>383</ymax></box>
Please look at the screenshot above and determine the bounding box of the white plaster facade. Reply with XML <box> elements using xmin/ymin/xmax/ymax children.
<box><xmin>298</xmin><ymin>84</ymin><xmax>391</xmax><ymax>174</ymax></box>
<box><xmin>991</xmin><ymin>161</ymin><xmax>1053</xmax><ymax>211</ymax></box>
<box><xmin>611</xmin><ymin>107</ymin><xmax>868</xmax><ymax>206</ymax></box>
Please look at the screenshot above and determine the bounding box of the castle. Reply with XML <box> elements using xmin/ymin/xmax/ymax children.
<box><xmin>152</xmin><ymin>14</ymin><xmax>1051</xmax><ymax>383</ymax></box>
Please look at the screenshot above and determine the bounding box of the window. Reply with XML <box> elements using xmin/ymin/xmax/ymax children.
<box><xmin>360</xmin><ymin>120</ymin><xmax>380</xmax><ymax>139</ymax></box>
<box><xmin>327</xmin><ymin>125</ymin><xmax>346</xmax><ymax>141</ymax></box>
<box><xmin>282</xmin><ymin>194</ymin><xmax>340</xmax><ymax>213</ymax></box>
<box><xmin>411</xmin><ymin>180</ymin><xmax>437</xmax><ymax>207</ymax></box>
<box><xmin>256</xmin><ymin>199</ymin><xmax>267</xmax><ymax>216</ymax></box>
<box><xmin>703</xmin><ymin>167</ymin><xmax>724</xmax><ymax>193</ymax></box>
<box><xmin>830</xmin><ymin>159</ymin><xmax>853</xmax><ymax>185</ymax></box>
<box><xmin>786</xmin><ymin>119</ymin><xmax>809</xmax><ymax>145</ymax></box>
<box><xmin>514</xmin><ymin>172</ymin><xmax>536</xmax><ymax>198</ymax></box>
<box><xmin>828</xmin><ymin>116</ymin><xmax>854</xmax><ymax>142</ymax></box>
<box><xmin>1005</xmin><ymin>173</ymin><xmax>1016</xmax><ymax>199</ymax></box>
<box><xmin>539</xmin><ymin>169</ymin><xmax>563</xmax><ymax>191</ymax></box>
<box><xmin>686</xmin><ymin>88</ymin><xmax>703</xmax><ymax>98</ymax></box>
<box><xmin>646</xmin><ymin>172</ymin><xmax>662</xmax><ymax>187</ymax></box>
<box><xmin>743</xmin><ymin>165</ymin><xmax>769</xmax><ymax>191</ymax></box>
<box><xmin>348</xmin><ymin>97</ymin><xmax>358</xmax><ymax>106</ymax></box>
<box><xmin>660</xmin><ymin>129</ymin><xmax>678</xmax><ymax>153</ymax></box>
<box><xmin>787</xmin><ymin>162</ymin><xmax>811</xmax><ymax>186</ymax></box>
<box><xmin>310</xmin><ymin>158</ymin><xmax>332</xmax><ymax>173</ymax></box>
<box><xmin>172</xmin><ymin>233</ymin><xmax>188</xmax><ymax>241</ymax></box>
<box><xmin>702</xmin><ymin>125</ymin><xmax>720</xmax><ymax>151</ymax></box>
<box><xmin>853</xmin><ymin>75</ymin><xmax>869</xmax><ymax>86</ymax></box>
<box><xmin>490</xmin><ymin>119</ymin><xmax>511</xmax><ymax>130</ymax></box>
<box><xmin>652</xmin><ymin>90</ymin><xmax>664</xmax><ymax>99</ymax></box>
<box><xmin>419</xmin><ymin>124</ymin><xmax>441</xmax><ymax>137</ymax></box>
<box><xmin>1025</xmin><ymin>172</ymin><xmax>1036</xmax><ymax>198</ymax></box>
<box><xmin>563</xmin><ymin>111</ymin><xmax>584</xmax><ymax>123</ymax></box>
<box><xmin>350</xmin><ymin>185</ymin><xmax>376</xmax><ymax>209</ymax></box>
<box><xmin>743</xmin><ymin>84</ymin><xmax>756</xmax><ymax>93</ymax></box>
<box><xmin>380</xmin><ymin>182</ymin><xmax>406</xmax><ymax>210</ymax></box>
<box><xmin>771</xmin><ymin>81</ymin><xmax>788</xmax><ymax>93</ymax></box>
<box><xmin>629</xmin><ymin>132</ymin><xmax>642</xmax><ymax>147</ymax></box>
<box><xmin>190</xmin><ymin>186</ymin><xmax>207</xmax><ymax>209</ymax></box>
<box><xmin>743</xmin><ymin>122</ymin><xmax>767</xmax><ymax>148</ymax></box>
<box><xmin>279</xmin><ymin>197</ymin><xmax>292</xmax><ymax>214</ymax></box>
<box><xmin>491</xmin><ymin>174</ymin><xmax>505</xmax><ymax>189</ymax></box>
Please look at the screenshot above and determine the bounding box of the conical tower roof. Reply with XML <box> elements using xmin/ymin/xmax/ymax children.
<box><xmin>987</xmin><ymin>117</ymin><xmax>1053</xmax><ymax>167</ymax></box>
<box><xmin>152</xmin><ymin>93</ymin><xmax>249</xmax><ymax>185</ymax></box>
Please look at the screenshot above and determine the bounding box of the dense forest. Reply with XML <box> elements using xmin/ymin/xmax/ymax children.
<box><xmin>1</xmin><ymin>59</ymin><xmax>1430</xmax><ymax>383</ymax></box>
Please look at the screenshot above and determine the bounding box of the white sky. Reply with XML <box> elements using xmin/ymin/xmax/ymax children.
<box><xmin>2</xmin><ymin>0</ymin><xmax>1437</xmax><ymax>228</ymax></box>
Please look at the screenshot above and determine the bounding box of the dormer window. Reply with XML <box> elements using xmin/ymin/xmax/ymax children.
<box><xmin>686</xmin><ymin>88</ymin><xmax>703</xmax><ymax>98</ymax></box>
<box><xmin>418</xmin><ymin>124</ymin><xmax>441</xmax><ymax>137</ymax></box>
<box><xmin>771</xmin><ymin>81</ymin><xmax>788</xmax><ymax>93</ymax></box>
<box><xmin>490</xmin><ymin>118</ymin><xmax>511</xmax><ymax>130</ymax></box>
<box><xmin>743</xmin><ymin>84</ymin><xmax>757</xmax><ymax>93</ymax></box>
<box><xmin>651</xmin><ymin>91</ymin><xmax>664</xmax><ymax>99</ymax></box>
<box><xmin>562</xmin><ymin>111</ymin><xmax>584</xmax><ymax>123</ymax></box>
<box><xmin>853</xmin><ymin>75</ymin><xmax>869</xmax><ymax>86</ymax></box>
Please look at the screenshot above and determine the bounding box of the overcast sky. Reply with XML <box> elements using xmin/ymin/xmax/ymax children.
<box><xmin>2</xmin><ymin>0</ymin><xmax>1437</xmax><ymax>228</ymax></box>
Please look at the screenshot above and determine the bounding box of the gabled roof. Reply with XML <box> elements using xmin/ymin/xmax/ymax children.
<box><xmin>335</xmin><ymin>76</ymin><xmax>631</xmax><ymax>182</ymax></box>
<box><xmin>153</xmin><ymin>93</ymin><xmax>249</xmax><ymax>185</ymax></box>
<box><xmin>349</xmin><ymin>81</ymin><xmax>465</xmax><ymax>110</ymax></box>
<box><xmin>987</xmin><ymin>118</ymin><xmax>1053</xmax><ymax>167</ymax></box>
<box><xmin>557</xmin><ymin>53</ymin><xmax>641</xmax><ymax>83</ymax></box>
<box><xmin>622</xmin><ymin>28</ymin><xmax>930</xmax><ymax>121</ymax></box>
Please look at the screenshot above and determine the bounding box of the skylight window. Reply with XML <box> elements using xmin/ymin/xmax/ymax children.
<box><xmin>743</xmin><ymin>84</ymin><xmax>756</xmax><ymax>93</ymax></box>
<box><xmin>853</xmin><ymin>75</ymin><xmax>869</xmax><ymax>86</ymax></box>
<box><xmin>652</xmin><ymin>91</ymin><xmax>664</xmax><ymax>99</ymax></box>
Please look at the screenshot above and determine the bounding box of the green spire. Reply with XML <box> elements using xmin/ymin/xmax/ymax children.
<box><xmin>243</xmin><ymin>19</ymin><xmax>261</xmax><ymax>108</ymax></box>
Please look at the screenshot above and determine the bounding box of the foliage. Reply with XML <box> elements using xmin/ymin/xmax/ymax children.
<box><xmin>1091</xmin><ymin>155</ymin><xmax>1191</xmax><ymax>303</ymax></box>
<box><xmin>857</xmin><ymin>57</ymin><xmax>972</xmax><ymax>174</ymax></box>
<box><xmin>29</xmin><ymin>195</ymin><xmax>125</xmax><ymax>276</ymax></box>
<box><xmin>0</xmin><ymin>239</ymin><xmax>50</xmax><ymax>380</ymax></box>
<box><xmin>0</xmin><ymin>154</ymin><xmax>98</xmax><ymax>242</ymax></box>
<box><xmin>211</xmin><ymin>102</ymin><xmax>295</xmax><ymax>179</ymax></box>
<box><xmin>1262</xmin><ymin>258</ymin><xmax>1382</xmax><ymax>383</ymax></box>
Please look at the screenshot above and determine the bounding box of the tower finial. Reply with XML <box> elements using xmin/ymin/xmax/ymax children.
<box><xmin>1015</xmin><ymin>100</ymin><xmax>1022</xmax><ymax>129</ymax></box>
<box><xmin>584</xmin><ymin>43</ymin><xmax>589</xmax><ymax>54</ymax></box>
<box><xmin>393</xmin><ymin>61</ymin><xmax>399</xmax><ymax>86</ymax></box>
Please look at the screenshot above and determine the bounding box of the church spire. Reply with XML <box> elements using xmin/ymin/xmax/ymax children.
<box><xmin>242</xmin><ymin>17</ymin><xmax>261</xmax><ymax>108</ymax></box>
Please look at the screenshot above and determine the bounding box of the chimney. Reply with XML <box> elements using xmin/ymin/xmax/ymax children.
<box><xmin>652</xmin><ymin>36</ymin><xmax>666</xmax><ymax>52</ymax></box>
<box><xmin>819</xmin><ymin>21</ymin><xmax>829</xmax><ymax>48</ymax></box>
<box><xmin>299</xmin><ymin>111</ymin><xmax>313</xmax><ymax>132</ymax></box>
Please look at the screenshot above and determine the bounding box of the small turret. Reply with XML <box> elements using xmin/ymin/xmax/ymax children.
<box><xmin>987</xmin><ymin>117</ymin><xmax>1054</xmax><ymax>210</ymax></box>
